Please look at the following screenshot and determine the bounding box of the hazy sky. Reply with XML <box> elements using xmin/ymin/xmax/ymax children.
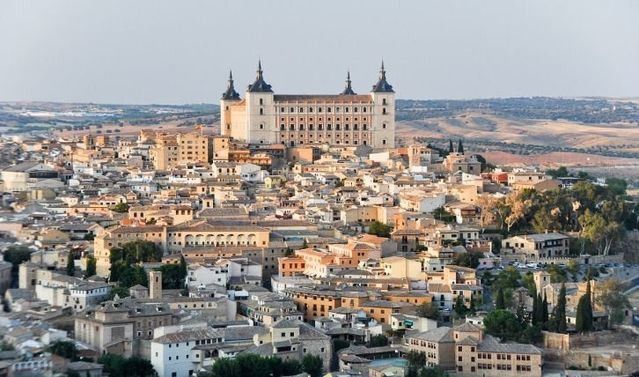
<box><xmin>1</xmin><ymin>0</ymin><xmax>638</xmax><ymax>104</ymax></box>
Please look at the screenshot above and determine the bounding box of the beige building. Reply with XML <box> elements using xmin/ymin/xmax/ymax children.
<box><xmin>220</xmin><ymin>62</ymin><xmax>396</xmax><ymax>149</ymax></box>
<box><xmin>405</xmin><ymin>323</ymin><xmax>542</xmax><ymax>376</ymax></box>
<box><xmin>149</xmin><ymin>130</ymin><xmax>213</xmax><ymax>170</ymax></box>
<box><xmin>94</xmin><ymin>221</ymin><xmax>271</xmax><ymax>277</ymax></box>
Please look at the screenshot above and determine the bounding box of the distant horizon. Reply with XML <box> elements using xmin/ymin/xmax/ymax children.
<box><xmin>1</xmin><ymin>0</ymin><xmax>638</xmax><ymax>104</ymax></box>
<box><xmin>2</xmin><ymin>95</ymin><xmax>639</xmax><ymax>108</ymax></box>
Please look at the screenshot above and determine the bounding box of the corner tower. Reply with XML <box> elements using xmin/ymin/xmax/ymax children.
<box><xmin>245</xmin><ymin>60</ymin><xmax>276</xmax><ymax>144</ymax></box>
<box><xmin>370</xmin><ymin>61</ymin><xmax>396</xmax><ymax>149</ymax></box>
<box><xmin>220</xmin><ymin>70</ymin><xmax>241</xmax><ymax>137</ymax></box>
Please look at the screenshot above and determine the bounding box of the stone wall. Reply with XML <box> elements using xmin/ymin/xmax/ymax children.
<box><xmin>563</xmin><ymin>350</ymin><xmax>639</xmax><ymax>375</ymax></box>
<box><xmin>543</xmin><ymin>329</ymin><xmax>638</xmax><ymax>351</ymax></box>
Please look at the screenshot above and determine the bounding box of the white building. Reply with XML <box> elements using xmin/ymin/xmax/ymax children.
<box><xmin>151</xmin><ymin>327</ymin><xmax>223</xmax><ymax>377</ymax></box>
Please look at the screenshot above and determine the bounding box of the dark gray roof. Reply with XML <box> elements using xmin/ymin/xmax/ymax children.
<box><xmin>248</xmin><ymin>61</ymin><xmax>273</xmax><ymax>93</ymax></box>
<box><xmin>222</xmin><ymin>70</ymin><xmax>241</xmax><ymax>100</ymax></box>
<box><xmin>478</xmin><ymin>335</ymin><xmax>542</xmax><ymax>355</ymax></box>
<box><xmin>371</xmin><ymin>62</ymin><xmax>394</xmax><ymax>93</ymax></box>
<box><xmin>340</xmin><ymin>71</ymin><xmax>357</xmax><ymax>95</ymax></box>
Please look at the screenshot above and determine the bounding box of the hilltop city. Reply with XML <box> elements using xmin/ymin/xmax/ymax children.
<box><xmin>0</xmin><ymin>63</ymin><xmax>638</xmax><ymax>377</ymax></box>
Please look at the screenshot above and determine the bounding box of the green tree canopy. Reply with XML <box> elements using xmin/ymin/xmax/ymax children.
<box><xmin>48</xmin><ymin>340</ymin><xmax>78</xmax><ymax>360</ymax></box>
<box><xmin>368</xmin><ymin>334</ymin><xmax>389</xmax><ymax>347</ymax></box>
<box><xmin>98</xmin><ymin>354</ymin><xmax>156</xmax><ymax>377</ymax></box>
<box><xmin>368</xmin><ymin>221</ymin><xmax>392</xmax><ymax>238</ymax></box>
<box><xmin>302</xmin><ymin>354</ymin><xmax>323</xmax><ymax>377</ymax></box>
<box><xmin>416</xmin><ymin>302</ymin><xmax>440</xmax><ymax>320</ymax></box>
<box><xmin>453</xmin><ymin>252</ymin><xmax>480</xmax><ymax>269</ymax></box>
<box><xmin>484</xmin><ymin>309</ymin><xmax>528</xmax><ymax>342</ymax></box>
<box><xmin>111</xmin><ymin>202</ymin><xmax>130</xmax><ymax>213</ymax></box>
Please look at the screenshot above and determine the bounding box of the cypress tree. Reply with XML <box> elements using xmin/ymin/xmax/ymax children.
<box><xmin>448</xmin><ymin>139</ymin><xmax>454</xmax><ymax>154</ymax></box>
<box><xmin>576</xmin><ymin>280</ymin><xmax>594</xmax><ymax>332</ymax></box>
<box><xmin>495</xmin><ymin>287</ymin><xmax>505</xmax><ymax>310</ymax></box>
<box><xmin>554</xmin><ymin>283</ymin><xmax>567</xmax><ymax>333</ymax></box>
<box><xmin>469</xmin><ymin>295</ymin><xmax>476</xmax><ymax>314</ymax></box>
<box><xmin>532</xmin><ymin>293</ymin><xmax>539</xmax><ymax>325</ymax></box>
<box><xmin>542</xmin><ymin>292</ymin><xmax>549</xmax><ymax>325</ymax></box>
<box><xmin>458</xmin><ymin>139</ymin><xmax>464</xmax><ymax>154</ymax></box>
<box><xmin>454</xmin><ymin>295</ymin><xmax>467</xmax><ymax>317</ymax></box>
<box><xmin>66</xmin><ymin>254</ymin><xmax>75</xmax><ymax>276</ymax></box>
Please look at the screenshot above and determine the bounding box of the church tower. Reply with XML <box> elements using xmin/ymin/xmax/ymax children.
<box><xmin>220</xmin><ymin>70</ymin><xmax>241</xmax><ymax>138</ymax></box>
<box><xmin>245</xmin><ymin>60</ymin><xmax>276</xmax><ymax>144</ymax></box>
<box><xmin>149</xmin><ymin>270</ymin><xmax>162</xmax><ymax>299</ymax></box>
<box><xmin>370</xmin><ymin>61</ymin><xmax>396</xmax><ymax>149</ymax></box>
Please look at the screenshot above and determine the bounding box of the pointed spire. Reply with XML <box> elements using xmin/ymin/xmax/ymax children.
<box><xmin>222</xmin><ymin>69</ymin><xmax>240</xmax><ymax>100</ymax></box>
<box><xmin>248</xmin><ymin>59</ymin><xmax>273</xmax><ymax>93</ymax></box>
<box><xmin>340</xmin><ymin>70</ymin><xmax>356</xmax><ymax>95</ymax></box>
<box><xmin>372</xmin><ymin>60</ymin><xmax>394</xmax><ymax>93</ymax></box>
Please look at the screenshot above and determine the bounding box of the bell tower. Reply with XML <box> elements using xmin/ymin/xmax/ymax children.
<box><xmin>245</xmin><ymin>60</ymin><xmax>276</xmax><ymax>144</ymax></box>
<box><xmin>370</xmin><ymin>61</ymin><xmax>396</xmax><ymax>149</ymax></box>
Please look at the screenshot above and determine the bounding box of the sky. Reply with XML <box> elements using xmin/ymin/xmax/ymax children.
<box><xmin>1</xmin><ymin>0</ymin><xmax>638</xmax><ymax>104</ymax></box>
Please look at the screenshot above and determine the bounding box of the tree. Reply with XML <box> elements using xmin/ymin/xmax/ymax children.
<box><xmin>580</xmin><ymin>209</ymin><xmax>621</xmax><ymax>256</ymax></box>
<box><xmin>302</xmin><ymin>354</ymin><xmax>323</xmax><ymax>377</ymax></box>
<box><xmin>546</xmin><ymin>264</ymin><xmax>568</xmax><ymax>284</ymax></box>
<box><xmin>48</xmin><ymin>340</ymin><xmax>78</xmax><ymax>360</ymax></box>
<box><xmin>483</xmin><ymin>309</ymin><xmax>523</xmax><ymax>342</ymax></box>
<box><xmin>66</xmin><ymin>254</ymin><xmax>75</xmax><ymax>276</ymax></box>
<box><xmin>605</xmin><ymin>177</ymin><xmax>628</xmax><ymax>196</ymax></box>
<box><xmin>367</xmin><ymin>221</ymin><xmax>391</xmax><ymax>238</ymax></box>
<box><xmin>432</xmin><ymin>206</ymin><xmax>455</xmax><ymax>223</ymax></box>
<box><xmin>98</xmin><ymin>354</ymin><xmax>156</xmax><ymax>377</ymax></box>
<box><xmin>109</xmin><ymin>240</ymin><xmax>162</xmax><ymax>284</ymax></box>
<box><xmin>566</xmin><ymin>260</ymin><xmax>580</xmax><ymax>281</ymax></box>
<box><xmin>597</xmin><ymin>279</ymin><xmax>631</xmax><ymax>325</ymax></box>
<box><xmin>547</xmin><ymin>166</ymin><xmax>569</xmax><ymax>179</ymax></box>
<box><xmin>3</xmin><ymin>245</ymin><xmax>32</xmax><ymax>272</ymax></box>
<box><xmin>505</xmin><ymin>197</ymin><xmax>527</xmax><ymax>232</ymax></box>
<box><xmin>553</xmin><ymin>283</ymin><xmax>567</xmax><ymax>333</ymax></box>
<box><xmin>542</xmin><ymin>293</ymin><xmax>549</xmax><ymax>325</ymax></box>
<box><xmin>111</xmin><ymin>202</ymin><xmax>130</xmax><ymax>213</ymax></box>
<box><xmin>416</xmin><ymin>302</ymin><xmax>440</xmax><ymax>320</ymax></box>
<box><xmin>531</xmin><ymin>293</ymin><xmax>540</xmax><ymax>326</ymax></box>
<box><xmin>86</xmin><ymin>256</ymin><xmax>97</xmax><ymax>277</ymax></box>
<box><xmin>522</xmin><ymin>272</ymin><xmax>536</xmax><ymax>293</ymax></box>
<box><xmin>575</xmin><ymin>280</ymin><xmax>594</xmax><ymax>332</ymax></box>
<box><xmin>158</xmin><ymin>264</ymin><xmax>185</xmax><ymax>289</ymax></box>
<box><xmin>108</xmin><ymin>286</ymin><xmax>130</xmax><ymax>300</ymax></box>
<box><xmin>454</xmin><ymin>295</ymin><xmax>468</xmax><ymax>317</ymax></box>
<box><xmin>333</xmin><ymin>339</ymin><xmax>350</xmax><ymax>353</ymax></box>
<box><xmin>419</xmin><ymin>367</ymin><xmax>448</xmax><ymax>377</ymax></box>
<box><xmin>476</xmin><ymin>195</ymin><xmax>498</xmax><ymax>228</ymax></box>
<box><xmin>492</xmin><ymin>267</ymin><xmax>521</xmax><ymax>291</ymax></box>
<box><xmin>369</xmin><ymin>334</ymin><xmax>389</xmax><ymax>347</ymax></box>
<box><xmin>453</xmin><ymin>252</ymin><xmax>480</xmax><ymax>269</ymax></box>
<box><xmin>495</xmin><ymin>287</ymin><xmax>505</xmax><ymax>310</ymax></box>
<box><xmin>469</xmin><ymin>295</ymin><xmax>476</xmax><ymax>315</ymax></box>
<box><xmin>406</xmin><ymin>351</ymin><xmax>426</xmax><ymax>377</ymax></box>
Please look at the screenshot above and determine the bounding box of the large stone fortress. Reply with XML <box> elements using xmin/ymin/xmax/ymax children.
<box><xmin>220</xmin><ymin>61</ymin><xmax>395</xmax><ymax>149</ymax></box>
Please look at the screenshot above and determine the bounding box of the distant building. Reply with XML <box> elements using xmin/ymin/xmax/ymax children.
<box><xmin>220</xmin><ymin>62</ymin><xmax>396</xmax><ymax>149</ymax></box>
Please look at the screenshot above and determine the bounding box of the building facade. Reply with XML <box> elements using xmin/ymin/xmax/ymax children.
<box><xmin>220</xmin><ymin>62</ymin><xmax>396</xmax><ymax>149</ymax></box>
